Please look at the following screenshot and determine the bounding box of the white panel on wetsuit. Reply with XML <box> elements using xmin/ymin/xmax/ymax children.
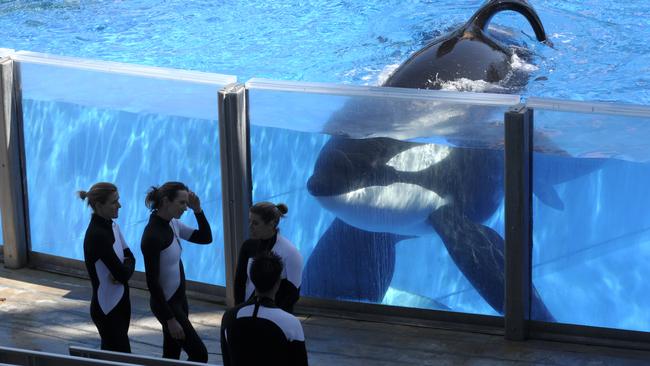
<box><xmin>236</xmin><ymin>304</ymin><xmax>305</xmax><ymax>342</ymax></box>
<box><xmin>159</xmin><ymin>223</ymin><xmax>182</xmax><ymax>300</ymax></box>
<box><xmin>95</xmin><ymin>224</ymin><xmax>127</xmax><ymax>314</ymax></box>
<box><xmin>244</xmin><ymin>235</ymin><xmax>303</xmax><ymax>300</ymax></box>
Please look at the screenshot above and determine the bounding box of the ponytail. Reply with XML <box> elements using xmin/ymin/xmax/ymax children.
<box><xmin>77</xmin><ymin>182</ymin><xmax>117</xmax><ymax>210</ymax></box>
<box><xmin>145</xmin><ymin>182</ymin><xmax>188</xmax><ymax>211</ymax></box>
<box><xmin>250</xmin><ymin>201</ymin><xmax>288</xmax><ymax>228</ymax></box>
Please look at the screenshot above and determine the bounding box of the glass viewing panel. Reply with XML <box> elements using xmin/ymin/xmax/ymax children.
<box><xmin>247</xmin><ymin>78</ymin><xmax>519</xmax><ymax>316</ymax></box>
<box><xmin>17</xmin><ymin>52</ymin><xmax>236</xmax><ymax>286</ymax></box>
<box><xmin>528</xmin><ymin>97</ymin><xmax>650</xmax><ymax>331</ymax></box>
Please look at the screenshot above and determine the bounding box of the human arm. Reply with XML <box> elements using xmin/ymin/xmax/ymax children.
<box><xmin>234</xmin><ymin>240</ymin><xmax>253</xmax><ymax>304</ymax></box>
<box><xmin>141</xmin><ymin>233</ymin><xmax>175</xmax><ymax>320</ymax></box>
<box><xmin>276</xmin><ymin>243</ymin><xmax>303</xmax><ymax>312</ymax></box>
<box><xmin>122</xmin><ymin>248</ymin><xmax>135</xmax><ymax>271</ymax></box>
<box><xmin>95</xmin><ymin>231</ymin><xmax>135</xmax><ymax>284</ymax></box>
<box><xmin>276</xmin><ymin>280</ymin><xmax>300</xmax><ymax>313</ymax></box>
<box><xmin>290</xmin><ymin>340</ymin><xmax>309</xmax><ymax>366</ymax></box>
<box><xmin>220</xmin><ymin>315</ymin><xmax>232</xmax><ymax>366</ymax></box>
<box><xmin>176</xmin><ymin>192</ymin><xmax>212</xmax><ymax>244</ymax></box>
<box><xmin>119</xmin><ymin>228</ymin><xmax>136</xmax><ymax>276</ymax></box>
<box><xmin>288</xmin><ymin>319</ymin><xmax>308</xmax><ymax>366</ymax></box>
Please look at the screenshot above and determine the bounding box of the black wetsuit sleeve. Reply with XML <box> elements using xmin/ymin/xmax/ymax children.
<box><xmin>220</xmin><ymin>312</ymin><xmax>232</xmax><ymax>366</ymax></box>
<box><xmin>234</xmin><ymin>240</ymin><xmax>254</xmax><ymax>305</ymax></box>
<box><xmin>276</xmin><ymin>280</ymin><xmax>300</xmax><ymax>313</ymax></box>
<box><xmin>290</xmin><ymin>340</ymin><xmax>309</xmax><ymax>366</ymax></box>
<box><xmin>141</xmin><ymin>233</ymin><xmax>174</xmax><ymax>320</ymax></box>
<box><xmin>95</xmin><ymin>234</ymin><xmax>135</xmax><ymax>284</ymax></box>
<box><xmin>188</xmin><ymin>211</ymin><xmax>212</xmax><ymax>244</ymax></box>
<box><xmin>123</xmin><ymin>248</ymin><xmax>135</xmax><ymax>262</ymax></box>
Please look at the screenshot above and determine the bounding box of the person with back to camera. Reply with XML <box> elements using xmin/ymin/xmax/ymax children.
<box><xmin>79</xmin><ymin>182</ymin><xmax>136</xmax><ymax>353</ymax></box>
<box><xmin>221</xmin><ymin>251</ymin><xmax>308</xmax><ymax>366</ymax></box>
<box><xmin>234</xmin><ymin>202</ymin><xmax>303</xmax><ymax>313</ymax></box>
<box><xmin>140</xmin><ymin>181</ymin><xmax>212</xmax><ymax>363</ymax></box>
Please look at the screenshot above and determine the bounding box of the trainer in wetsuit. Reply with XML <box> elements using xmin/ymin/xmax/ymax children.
<box><xmin>234</xmin><ymin>202</ymin><xmax>303</xmax><ymax>313</ymax></box>
<box><xmin>140</xmin><ymin>182</ymin><xmax>212</xmax><ymax>363</ymax></box>
<box><xmin>80</xmin><ymin>182</ymin><xmax>136</xmax><ymax>353</ymax></box>
<box><xmin>222</xmin><ymin>251</ymin><xmax>308</xmax><ymax>366</ymax></box>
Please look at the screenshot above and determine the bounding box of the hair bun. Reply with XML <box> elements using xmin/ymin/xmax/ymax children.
<box><xmin>78</xmin><ymin>190</ymin><xmax>88</xmax><ymax>200</ymax></box>
<box><xmin>276</xmin><ymin>203</ymin><xmax>288</xmax><ymax>215</ymax></box>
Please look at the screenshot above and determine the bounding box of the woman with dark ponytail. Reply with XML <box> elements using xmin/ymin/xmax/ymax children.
<box><xmin>140</xmin><ymin>182</ymin><xmax>212</xmax><ymax>363</ymax></box>
<box><xmin>234</xmin><ymin>202</ymin><xmax>303</xmax><ymax>313</ymax></box>
<box><xmin>79</xmin><ymin>182</ymin><xmax>135</xmax><ymax>353</ymax></box>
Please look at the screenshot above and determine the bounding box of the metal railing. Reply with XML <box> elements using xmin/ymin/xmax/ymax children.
<box><xmin>69</xmin><ymin>346</ymin><xmax>222</xmax><ymax>366</ymax></box>
<box><xmin>0</xmin><ymin>346</ymin><xmax>133</xmax><ymax>366</ymax></box>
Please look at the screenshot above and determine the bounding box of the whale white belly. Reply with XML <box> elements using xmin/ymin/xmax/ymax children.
<box><xmin>316</xmin><ymin>182</ymin><xmax>449</xmax><ymax>236</ymax></box>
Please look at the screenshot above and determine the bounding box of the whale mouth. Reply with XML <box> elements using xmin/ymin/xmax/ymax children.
<box><xmin>307</xmin><ymin>174</ymin><xmax>339</xmax><ymax>197</ymax></box>
<box><xmin>307</xmin><ymin>147</ymin><xmax>369</xmax><ymax>197</ymax></box>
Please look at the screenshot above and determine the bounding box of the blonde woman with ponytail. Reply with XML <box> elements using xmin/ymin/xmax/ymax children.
<box><xmin>79</xmin><ymin>182</ymin><xmax>135</xmax><ymax>353</ymax></box>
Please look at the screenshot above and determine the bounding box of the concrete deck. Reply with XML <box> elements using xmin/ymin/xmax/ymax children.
<box><xmin>1</xmin><ymin>266</ymin><xmax>650</xmax><ymax>365</ymax></box>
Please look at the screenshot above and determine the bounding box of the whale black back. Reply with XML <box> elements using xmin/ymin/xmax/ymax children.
<box><xmin>384</xmin><ymin>0</ymin><xmax>548</xmax><ymax>90</ymax></box>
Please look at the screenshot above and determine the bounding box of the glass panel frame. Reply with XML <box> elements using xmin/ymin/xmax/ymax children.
<box><xmin>15</xmin><ymin>52</ymin><xmax>236</xmax><ymax>286</ymax></box>
<box><xmin>246</xmin><ymin>78</ymin><xmax>520</xmax><ymax>317</ymax></box>
<box><xmin>527</xmin><ymin>96</ymin><xmax>650</xmax><ymax>333</ymax></box>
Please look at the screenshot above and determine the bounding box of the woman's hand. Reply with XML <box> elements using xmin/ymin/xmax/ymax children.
<box><xmin>188</xmin><ymin>191</ymin><xmax>202</xmax><ymax>213</ymax></box>
<box><xmin>167</xmin><ymin>318</ymin><xmax>185</xmax><ymax>340</ymax></box>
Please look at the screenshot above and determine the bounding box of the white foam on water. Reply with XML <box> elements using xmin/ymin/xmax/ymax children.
<box><xmin>510</xmin><ymin>52</ymin><xmax>539</xmax><ymax>72</ymax></box>
<box><xmin>377</xmin><ymin>63</ymin><xmax>400</xmax><ymax>85</ymax></box>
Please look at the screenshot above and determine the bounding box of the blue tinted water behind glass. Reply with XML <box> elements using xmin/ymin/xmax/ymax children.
<box><xmin>2</xmin><ymin>1</ymin><xmax>650</xmax><ymax>330</ymax></box>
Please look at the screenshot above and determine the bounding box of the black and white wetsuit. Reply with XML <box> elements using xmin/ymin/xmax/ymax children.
<box><xmin>220</xmin><ymin>296</ymin><xmax>308</xmax><ymax>366</ymax></box>
<box><xmin>234</xmin><ymin>234</ymin><xmax>303</xmax><ymax>313</ymax></box>
<box><xmin>141</xmin><ymin>211</ymin><xmax>212</xmax><ymax>363</ymax></box>
<box><xmin>83</xmin><ymin>214</ymin><xmax>135</xmax><ymax>353</ymax></box>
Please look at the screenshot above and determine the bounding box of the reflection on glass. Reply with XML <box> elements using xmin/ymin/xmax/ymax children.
<box><xmin>532</xmin><ymin>108</ymin><xmax>650</xmax><ymax>331</ymax></box>
<box><xmin>17</xmin><ymin>55</ymin><xmax>232</xmax><ymax>286</ymax></box>
<box><xmin>249</xmin><ymin>85</ymin><xmax>516</xmax><ymax>316</ymax></box>
<box><xmin>23</xmin><ymin>99</ymin><xmax>225</xmax><ymax>285</ymax></box>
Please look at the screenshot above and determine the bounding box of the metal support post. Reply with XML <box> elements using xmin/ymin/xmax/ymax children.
<box><xmin>218</xmin><ymin>83</ymin><xmax>251</xmax><ymax>307</ymax></box>
<box><xmin>504</xmin><ymin>104</ymin><xmax>533</xmax><ymax>340</ymax></box>
<box><xmin>0</xmin><ymin>58</ymin><xmax>29</xmax><ymax>269</ymax></box>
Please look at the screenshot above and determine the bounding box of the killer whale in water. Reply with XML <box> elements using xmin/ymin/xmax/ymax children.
<box><xmin>302</xmin><ymin>0</ymin><xmax>585</xmax><ymax>320</ymax></box>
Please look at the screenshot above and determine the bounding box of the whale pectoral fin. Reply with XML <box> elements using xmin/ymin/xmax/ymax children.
<box><xmin>429</xmin><ymin>206</ymin><xmax>506</xmax><ymax>313</ymax></box>
<box><xmin>533</xmin><ymin>178</ymin><xmax>565</xmax><ymax>211</ymax></box>
<box><xmin>383</xmin><ymin>287</ymin><xmax>452</xmax><ymax>311</ymax></box>
<box><xmin>429</xmin><ymin>206</ymin><xmax>555</xmax><ymax>322</ymax></box>
<box><xmin>302</xmin><ymin>218</ymin><xmax>405</xmax><ymax>302</ymax></box>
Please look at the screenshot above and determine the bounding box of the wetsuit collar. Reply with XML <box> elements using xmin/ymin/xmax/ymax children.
<box><xmin>91</xmin><ymin>213</ymin><xmax>113</xmax><ymax>229</ymax></box>
<box><xmin>150</xmin><ymin>211</ymin><xmax>171</xmax><ymax>224</ymax></box>
<box><xmin>258</xmin><ymin>233</ymin><xmax>278</xmax><ymax>251</ymax></box>
<box><xmin>250</xmin><ymin>296</ymin><xmax>277</xmax><ymax>318</ymax></box>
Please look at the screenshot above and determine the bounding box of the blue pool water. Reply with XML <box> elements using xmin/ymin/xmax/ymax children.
<box><xmin>2</xmin><ymin>1</ymin><xmax>650</xmax><ymax>103</ymax></box>
<box><xmin>2</xmin><ymin>1</ymin><xmax>650</xmax><ymax>331</ymax></box>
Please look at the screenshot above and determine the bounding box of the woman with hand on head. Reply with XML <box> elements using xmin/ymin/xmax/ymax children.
<box><xmin>140</xmin><ymin>182</ymin><xmax>212</xmax><ymax>363</ymax></box>
<box><xmin>234</xmin><ymin>202</ymin><xmax>303</xmax><ymax>313</ymax></box>
<box><xmin>79</xmin><ymin>182</ymin><xmax>135</xmax><ymax>353</ymax></box>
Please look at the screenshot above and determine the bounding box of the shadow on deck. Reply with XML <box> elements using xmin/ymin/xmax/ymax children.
<box><xmin>1</xmin><ymin>266</ymin><xmax>649</xmax><ymax>365</ymax></box>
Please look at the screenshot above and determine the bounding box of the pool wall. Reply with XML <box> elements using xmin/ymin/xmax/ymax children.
<box><xmin>2</xmin><ymin>50</ymin><xmax>650</xmax><ymax>347</ymax></box>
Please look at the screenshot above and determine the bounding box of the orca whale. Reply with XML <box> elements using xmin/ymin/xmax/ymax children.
<box><xmin>302</xmin><ymin>0</ymin><xmax>571</xmax><ymax>320</ymax></box>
